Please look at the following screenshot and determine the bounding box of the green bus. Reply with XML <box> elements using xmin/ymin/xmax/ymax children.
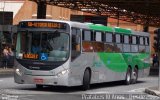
<box><xmin>14</xmin><ymin>19</ymin><xmax>150</xmax><ymax>90</ymax></box>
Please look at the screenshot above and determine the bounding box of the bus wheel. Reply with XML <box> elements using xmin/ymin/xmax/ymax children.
<box><xmin>82</xmin><ymin>69</ymin><xmax>91</xmax><ymax>91</ymax></box>
<box><xmin>36</xmin><ymin>84</ymin><xmax>43</xmax><ymax>89</ymax></box>
<box><xmin>125</xmin><ymin>67</ymin><xmax>131</xmax><ymax>85</ymax></box>
<box><xmin>132</xmin><ymin>67</ymin><xmax>138</xmax><ymax>84</ymax></box>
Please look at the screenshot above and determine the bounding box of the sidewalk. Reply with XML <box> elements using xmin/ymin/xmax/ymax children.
<box><xmin>145</xmin><ymin>86</ymin><xmax>160</xmax><ymax>97</ymax></box>
<box><xmin>0</xmin><ymin>68</ymin><xmax>14</xmax><ymax>76</ymax></box>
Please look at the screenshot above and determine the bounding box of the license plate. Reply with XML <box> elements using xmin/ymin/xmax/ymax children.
<box><xmin>34</xmin><ymin>78</ymin><xmax>43</xmax><ymax>84</ymax></box>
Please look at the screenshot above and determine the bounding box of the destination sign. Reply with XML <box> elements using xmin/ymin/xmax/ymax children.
<box><xmin>23</xmin><ymin>54</ymin><xmax>39</xmax><ymax>60</ymax></box>
<box><xmin>19</xmin><ymin>21</ymin><xmax>67</xmax><ymax>29</ymax></box>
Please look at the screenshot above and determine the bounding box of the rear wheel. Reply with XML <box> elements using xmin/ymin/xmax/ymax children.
<box><xmin>132</xmin><ymin>67</ymin><xmax>138</xmax><ymax>84</ymax></box>
<box><xmin>125</xmin><ymin>67</ymin><xmax>132</xmax><ymax>85</ymax></box>
<box><xmin>82</xmin><ymin>69</ymin><xmax>91</xmax><ymax>91</ymax></box>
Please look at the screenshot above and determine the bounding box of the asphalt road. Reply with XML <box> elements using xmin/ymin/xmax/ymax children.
<box><xmin>0</xmin><ymin>76</ymin><xmax>159</xmax><ymax>100</ymax></box>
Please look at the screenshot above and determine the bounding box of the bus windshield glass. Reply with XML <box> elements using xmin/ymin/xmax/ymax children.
<box><xmin>16</xmin><ymin>31</ymin><xmax>69</xmax><ymax>62</ymax></box>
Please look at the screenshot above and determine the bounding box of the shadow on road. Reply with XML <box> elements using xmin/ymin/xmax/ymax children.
<box><xmin>17</xmin><ymin>80</ymin><xmax>146</xmax><ymax>93</ymax></box>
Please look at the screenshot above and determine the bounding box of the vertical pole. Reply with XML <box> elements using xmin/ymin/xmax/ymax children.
<box><xmin>11</xmin><ymin>26</ymin><xmax>13</xmax><ymax>45</ymax></box>
<box><xmin>143</xmin><ymin>26</ymin><xmax>149</xmax><ymax>32</ymax></box>
<box><xmin>157</xmin><ymin>29</ymin><xmax>160</xmax><ymax>91</ymax></box>
<box><xmin>117</xmin><ymin>0</ymin><xmax>120</xmax><ymax>27</ymax></box>
<box><xmin>37</xmin><ymin>2</ymin><xmax>46</xmax><ymax>19</ymax></box>
<box><xmin>158</xmin><ymin>51</ymin><xmax>160</xmax><ymax>91</ymax></box>
<box><xmin>117</xmin><ymin>12</ymin><xmax>119</xmax><ymax>27</ymax></box>
<box><xmin>2</xmin><ymin>1</ymin><xmax>5</xmax><ymax>25</ymax></box>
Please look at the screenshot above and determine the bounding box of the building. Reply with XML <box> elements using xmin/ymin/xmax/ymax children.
<box><xmin>0</xmin><ymin>0</ymin><xmax>157</xmax><ymax>53</ymax></box>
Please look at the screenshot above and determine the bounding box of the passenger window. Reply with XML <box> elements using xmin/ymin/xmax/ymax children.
<box><xmin>144</xmin><ymin>37</ymin><xmax>149</xmax><ymax>46</ymax></box>
<box><xmin>115</xmin><ymin>34</ymin><xmax>121</xmax><ymax>43</ymax></box>
<box><xmin>106</xmin><ymin>32</ymin><xmax>112</xmax><ymax>43</ymax></box>
<box><xmin>132</xmin><ymin>36</ymin><xmax>136</xmax><ymax>44</ymax></box>
<box><xmin>95</xmin><ymin>31</ymin><xmax>102</xmax><ymax>42</ymax></box>
<box><xmin>140</xmin><ymin>37</ymin><xmax>144</xmax><ymax>45</ymax></box>
<box><xmin>82</xmin><ymin>30</ymin><xmax>92</xmax><ymax>41</ymax></box>
<box><xmin>124</xmin><ymin>35</ymin><xmax>129</xmax><ymax>44</ymax></box>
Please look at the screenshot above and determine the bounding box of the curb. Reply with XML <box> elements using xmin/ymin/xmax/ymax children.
<box><xmin>0</xmin><ymin>69</ymin><xmax>14</xmax><ymax>77</ymax></box>
<box><xmin>145</xmin><ymin>88</ymin><xmax>160</xmax><ymax>97</ymax></box>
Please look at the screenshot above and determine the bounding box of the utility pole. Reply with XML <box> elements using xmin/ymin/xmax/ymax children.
<box><xmin>153</xmin><ymin>29</ymin><xmax>160</xmax><ymax>90</ymax></box>
<box><xmin>37</xmin><ymin>1</ymin><xmax>46</xmax><ymax>19</ymax></box>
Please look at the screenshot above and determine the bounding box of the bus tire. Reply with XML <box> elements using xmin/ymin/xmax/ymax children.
<box><xmin>132</xmin><ymin>67</ymin><xmax>138</xmax><ymax>84</ymax></box>
<box><xmin>82</xmin><ymin>69</ymin><xmax>91</xmax><ymax>91</ymax></box>
<box><xmin>125</xmin><ymin>67</ymin><xmax>131</xmax><ymax>85</ymax></box>
<box><xmin>36</xmin><ymin>84</ymin><xmax>43</xmax><ymax>89</ymax></box>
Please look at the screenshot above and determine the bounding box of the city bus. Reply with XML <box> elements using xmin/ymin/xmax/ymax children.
<box><xmin>14</xmin><ymin>19</ymin><xmax>150</xmax><ymax>90</ymax></box>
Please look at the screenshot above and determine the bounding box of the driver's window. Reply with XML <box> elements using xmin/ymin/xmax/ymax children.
<box><xmin>72</xmin><ymin>28</ymin><xmax>81</xmax><ymax>52</ymax></box>
<box><xmin>71</xmin><ymin>28</ymin><xmax>81</xmax><ymax>61</ymax></box>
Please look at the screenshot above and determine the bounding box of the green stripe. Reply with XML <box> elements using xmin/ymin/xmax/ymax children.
<box><xmin>98</xmin><ymin>53</ymin><xmax>128</xmax><ymax>72</ymax></box>
<box><xmin>88</xmin><ymin>24</ymin><xmax>113</xmax><ymax>32</ymax></box>
<box><xmin>97</xmin><ymin>52</ymin><xmax>150</xmax><ymax>72</ymax></box>
<box><xmin>114</xmin><ymin>27</ymin><xmax>132</xmax><ymax>35</ymax></box>
<box><xmin>88</xmin><ymin>24</ymin><xmax>132</xmax><ymax>35</ymax></box>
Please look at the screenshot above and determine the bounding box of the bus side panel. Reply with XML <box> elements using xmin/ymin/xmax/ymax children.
<box><xmin>69</xmin><ymin>52</ymin><xmax>127</xmax><ymax>86</ymax></box>
<box><xmin>68</xmin><ymin>52</ymin><xmax>150</xmax><ymax>86</ymax></box>
<box><xmin>97</xmin><ymin>53</ymin><xmax>127</xmax><ymax>82</ymax></box>
<box><xmin>69</xmin><ymin>53</ymin><xmax>95</xmax><ymax>86</ymax></box>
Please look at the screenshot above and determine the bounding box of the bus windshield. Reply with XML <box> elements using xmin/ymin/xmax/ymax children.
<box><xmin>16</xmin><ymin>31</ymin><xmax>69</xmax><ymax>62</ymax></box>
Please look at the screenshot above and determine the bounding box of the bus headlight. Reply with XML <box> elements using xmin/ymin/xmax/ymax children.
<box><xmin>56</xmin><ymin>69</ymin><xmax>69</xmax><ymax>77</ymax></box>
<box><xmin>16</xmin><ymin>68</ymin><xmax>22</xmax><ymax>76</ymax></box>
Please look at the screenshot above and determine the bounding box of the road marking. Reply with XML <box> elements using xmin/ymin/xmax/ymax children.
<box><xmin>86</xmin><ymin>91</ymin><xmax>110</xmax><ymax>94</ymax></box>
<box><xmin>128</xmin><ymin>88</ymin><xmax>145</xmax><ymax>92</ymax></box>
<box><xmin>0</xmin><ymin>80</ymin><xmax>3</xmax><ymax>82</ymax></box>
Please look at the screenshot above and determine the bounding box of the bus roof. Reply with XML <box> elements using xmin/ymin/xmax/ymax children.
<box><xmin>114</xmin><ymin>27</ymin><xmax>132</xmax><ymax>35</ymax></box>
<box><xmin>132</xmin><ymin>30</ymin><xmax>149</xmax><ymax>37</ymax></box>
<box><xmin>19</xmin><ymin>19</ymin><xmax>149</xmax><ymax>37</ymax></box>
<box><xmin>20</xmin><ymin>19</ymin><xmax>89</xmax><ymax>29</ymax></box>
<box><xmin>20</xmin><ymin>19</ymin><xmax>114</xmax><ymax>31</ymax></box>
<box><xmin>87</xmin><ymin>24</ymin><xmax>113</xmax><ymax>32</ymax></box>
